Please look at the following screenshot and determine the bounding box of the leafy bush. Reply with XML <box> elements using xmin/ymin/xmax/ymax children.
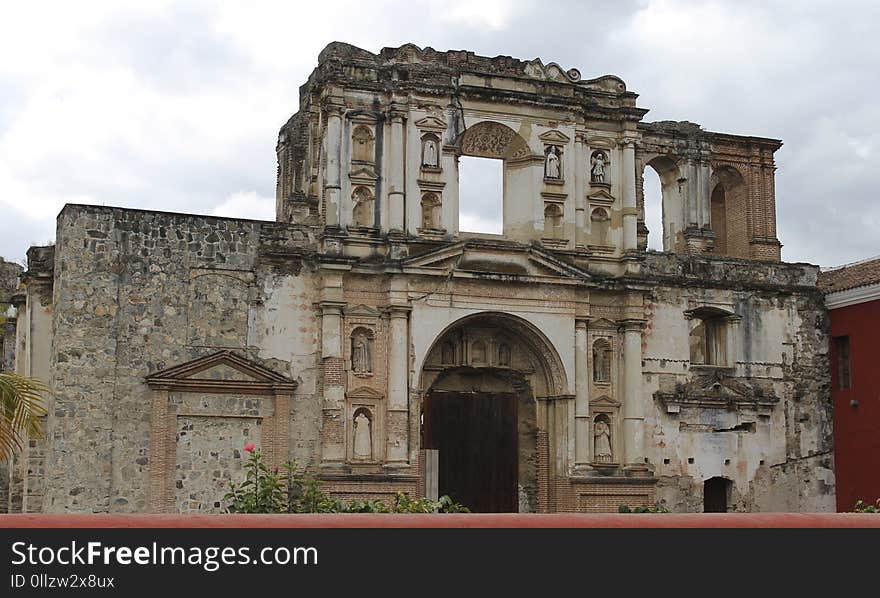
<box><xmin>223</xmin><ymin>446</ymin><xmax>469</xmax><ymax>514</ymax></box>
<box><xmin>852</xmin><ymin>499</ymin><xmax>880</xmax><ymax>513</ymax></box>
<box><xmin>618</xmin><ymin>504</ymin><xmax>670</xmax><ymax>513</ymax></box>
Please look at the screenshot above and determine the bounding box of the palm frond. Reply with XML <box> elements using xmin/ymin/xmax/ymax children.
<box><xmin>0</xmin><ymin>371</ymin><xmax>48</xmax><ymax>461</ymax></box>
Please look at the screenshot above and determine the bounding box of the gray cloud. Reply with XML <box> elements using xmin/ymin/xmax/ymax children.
<box><xmin>1</xmin><ymin>0</ymin><xmax>877</xmax><ymax>267</ymax></box>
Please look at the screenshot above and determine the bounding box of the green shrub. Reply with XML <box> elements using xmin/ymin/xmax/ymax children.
<box><xmin>223</xmin><ymin>446</ymin><xmax>469</xmax><ymax>514</ymax></box>
<box><xmin>852</xmin><ymin>499</ymin><xmax>880</xmax><ymax>513</ymax></box>
<box><xmin>618</xmin><ymin>504</ymin><xmax>670</xmax><ymax>513</ymax></box>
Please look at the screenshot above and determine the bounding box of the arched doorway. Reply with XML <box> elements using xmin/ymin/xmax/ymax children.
<box><xmin>418</xmin><ymin>313</ymin><xmax>567</xmax><ymax>513</ymax></box>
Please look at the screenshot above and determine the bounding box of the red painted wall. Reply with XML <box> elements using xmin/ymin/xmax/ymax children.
<box><xmin>829</xmin><ymin>297</ymin><xmax>880</xmax><ymax>511</ymax></box>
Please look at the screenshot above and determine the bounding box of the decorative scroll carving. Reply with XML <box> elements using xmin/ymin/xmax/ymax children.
<box><xmin>459</xmin><ymin>121</ymin><xmax>530</xmax><ymax>160</ymax></box>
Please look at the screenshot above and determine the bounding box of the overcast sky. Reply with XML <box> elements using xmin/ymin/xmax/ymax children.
<box><xmin>1</xmin><ymin>0</ymin><xmax>877</xmax><ymax>267</ymax></box>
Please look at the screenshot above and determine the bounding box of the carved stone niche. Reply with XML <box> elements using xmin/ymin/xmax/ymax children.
<box><xmin>351</xmin><ymin>123</ymin><xmax>376</xmax><ymax>164</ymax></box>
<box><xmin>588</xmin><ymin>325</ymin><xmax>618</xmax><ymax>398</ymax></box>
<box><xmin>590</xmin><ymin>395</ymin><xmax>621</xmax><ymax>470</ymax></box>
<box><xmin>415</xmin><ymin>115</ymin><xmax>447</xmax><ymax>173</ymax></box>
<box><xmin>350</xmin><ymin>186</ymin><xmax>376</xmax><ymax>230</ymax></box>
<box><xmin>344</xmin><ymin>305</ymin><xmax>384</xmax><ymax>389</ymax></box>
<box><xmin>590</xmin><ymin>148</ymin><xmax>611</xmax><ymax>187</ymax></box>
<box><xmin>346</xmin><ymin>387</ymin><xmax>384</xmax><ymax>465</ymax></box>
<box><xmin>539</xmin><ymin>130</ymin><xmax>570</xmax><ymax>185</ymax></box>
<box><xmin>541</xmin><ymin>201</ymin><xmax>564</xmax><ymax>245</ymax></box>
<box><xmin>418</xmin><ymin>192</ymin><xmax>445</xmax><ymax>237</ymax></box>
<box><xmin>653</xmin><ymin>369</ymin><xmax>779</xmax><ymax>416</ymax></box>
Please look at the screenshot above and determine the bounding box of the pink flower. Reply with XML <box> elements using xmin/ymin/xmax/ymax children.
<box><xmin>244</xmin><ymin>443</ymin><xmax>256</xmax><ymax>452</ymax></box>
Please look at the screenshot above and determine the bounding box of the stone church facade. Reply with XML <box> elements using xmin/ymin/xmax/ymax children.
<box><xmin>2</xmin><ymin>43</ymin><xmax>834</xmax><ymax>513</ymax></box>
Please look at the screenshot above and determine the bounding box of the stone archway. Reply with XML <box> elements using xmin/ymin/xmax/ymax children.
<box><xmin>418</xmin><ymin>312</ymin><xmax>568</xmax><ymax>513</ymax></box>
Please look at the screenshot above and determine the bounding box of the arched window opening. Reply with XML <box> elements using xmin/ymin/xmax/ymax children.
<box><xmin>643</xmin><ymin>156</ymin><xmax>685</xmax><ymax>253</ymax></box>
<box><xmin>642</xmin><ymin>165</ymin><xmax>664</xmax><ymax>251</ymax></box>
<box><xmin>710</xmin><ymin>166</ymin><xmax>748</xmax><ymax>258</ymax></box>
<box><xmin>689</xmin><ymin>309</ymin><xmax>729</xmax><ymax>366</ymax></box>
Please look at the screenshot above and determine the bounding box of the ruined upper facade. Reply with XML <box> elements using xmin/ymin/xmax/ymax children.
<box><xmin>2</xmin><ymin>43</ymin><xmax>834</xmax><ymax>514</ymax></box>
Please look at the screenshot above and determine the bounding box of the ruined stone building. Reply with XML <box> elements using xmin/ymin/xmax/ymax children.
<box><xmin>1</xmin><ymin>43</ymin><xmax>835</xmax><ymax>513</ymax></box>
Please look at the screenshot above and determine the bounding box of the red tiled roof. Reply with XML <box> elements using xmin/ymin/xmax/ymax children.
<box><xmin>818</xmin><ymin>256</ymin><xmax>880</xmax><ymax>294</ymax></box>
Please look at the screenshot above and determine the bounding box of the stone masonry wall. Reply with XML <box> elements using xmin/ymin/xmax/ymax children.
<box><xmin>46</xmin><ymin>205</ymin><xmax>321</xmax><ymax>512</ymax></box>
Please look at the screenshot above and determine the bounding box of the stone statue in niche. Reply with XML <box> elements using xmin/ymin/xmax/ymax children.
<box><xmin>545</xmin><ymin>147</ymin><xmax>561</xmax><ymax>179</ymax></box>
<box><xmin>594</xmin><ymin>416</ymin><xmax>612</xmax><ymax>463</ymax></box>
<box><xmin>593</xmin><ymin>339</ymin><xmax>611</xmax><ymax>382</ymax></box>
<box><xmin>591</xmin><ymin>150</ymin><xmax>608</xmax><ymax>184</ymax></box>
<box><xmin>422</xmin><ymin>137</ymin><xmax>439</xmax><ymax>167</ymax></box>
<box><xmin>351</xmin><ymin>330</ymin><xmax>372</xmax><ymax>374</ymax></box>
<box><xmin>353</xmin><ymin>410</ymin><xmax>372</xmax><ymax>459</ymax></box>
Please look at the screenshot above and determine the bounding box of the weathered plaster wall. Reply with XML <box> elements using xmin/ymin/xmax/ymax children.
<box><xmin>642</xmin><ymin>254</ymin><xmax>834</xmax><ymax>511</ymax></box>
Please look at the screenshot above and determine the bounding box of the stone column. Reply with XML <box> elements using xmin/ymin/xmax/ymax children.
<box><xmin>574</xmin><ymin>318</ymin><xmax>590</xmax><ymax>467</ymax></box>
<box><xmin>700</xmin><ymin>159</ymin><xmax>712</xmax><ymax>229</ymax></box>
<box><xmin>621</xmin><ymin>139</ymin><xmax>637</xmax><ymax>251</ymax></box>
<box><xmin>324</xmin><ymin>104</ymin><xmax>343</xmax><ymax>227</ymax></box>
<box><xmin>386</xmin><ymin>305</ymin><xmax>411</xmax><ymax>465</ymax></box>
<box><xmin>621</xmin><ymin>320</ymin><xmax>645</xmax><ymax>469</ymax></box>
<box><xmin>574</xmin><ymin>133</ymin><xmax>587</xmax><ymax>248</ymax></box>
<box><xmin>388</xmin><ymin>105</ymin><xmax>406</xmax><ymax>233</ymax></box>
<box><xmin>320</xmin><ymin>301</ymin><xmax>346</xmax><ymax>466</ymax></box>
<box><xmin>687</xmin><ymin>159</ymin><xmax>699</xmax><ymax>227</ymax></box>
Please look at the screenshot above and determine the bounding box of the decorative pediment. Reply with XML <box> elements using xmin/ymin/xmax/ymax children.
<box><xmin>145</xmin><ymin>350</ymin><xmax>296</xmax><ymax>394</ymax></box>
<box><xmin>589</xmin><ymin>317</ymin><xmax>619</xmax><ymax>330</ymax></box>
<box><xmin>346</xmin><ymin>386</ymin><xmax>385</xmax><ymax>400</ymax></box>
<box><xmin>402</xmin><ymin>241</ymin><xmax>591</xmax><ymax>282</ymax></box>
<box><xmin>590</xmin><ymin>395</ymin><xmax>621</xmax><ymax>408</ymax></box>
<box><xmin>588</xmin><ymin>189</ymin><xmax>616</xmax><ymax>205</ymax></box>
<box><xmin>538</xmin><ymin>129</ymin><xmax>571</xmax><ymax>145</ymax></box>
<box><xmin>654</xmin><ymin>369</ymin><xmax>778</xmax><ymax>414</ymax></box>
<box><xmin>344</xmin><ymin>303</ymin><xmax>381</xmax><ymax>317</ymax></box>
<box><xmin>349</xmin><ymin>165</ymin><xmax>378</xmax><ymax>183</ymax></box>
<box><xmin>415</xmin><ymin>115</ymin><xmax>448</xmax><ymax>132</ymax></box>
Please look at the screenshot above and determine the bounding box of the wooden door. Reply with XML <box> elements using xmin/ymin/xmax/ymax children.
<box><xmin>424</xmin><ymin>391</ymin><xmax>518</xmax><ymax>513</ymax></box>
<box><xmin>703</xmin><ymin>477</ymin><xmax>730</xmax><ymax>512</ymax></box>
